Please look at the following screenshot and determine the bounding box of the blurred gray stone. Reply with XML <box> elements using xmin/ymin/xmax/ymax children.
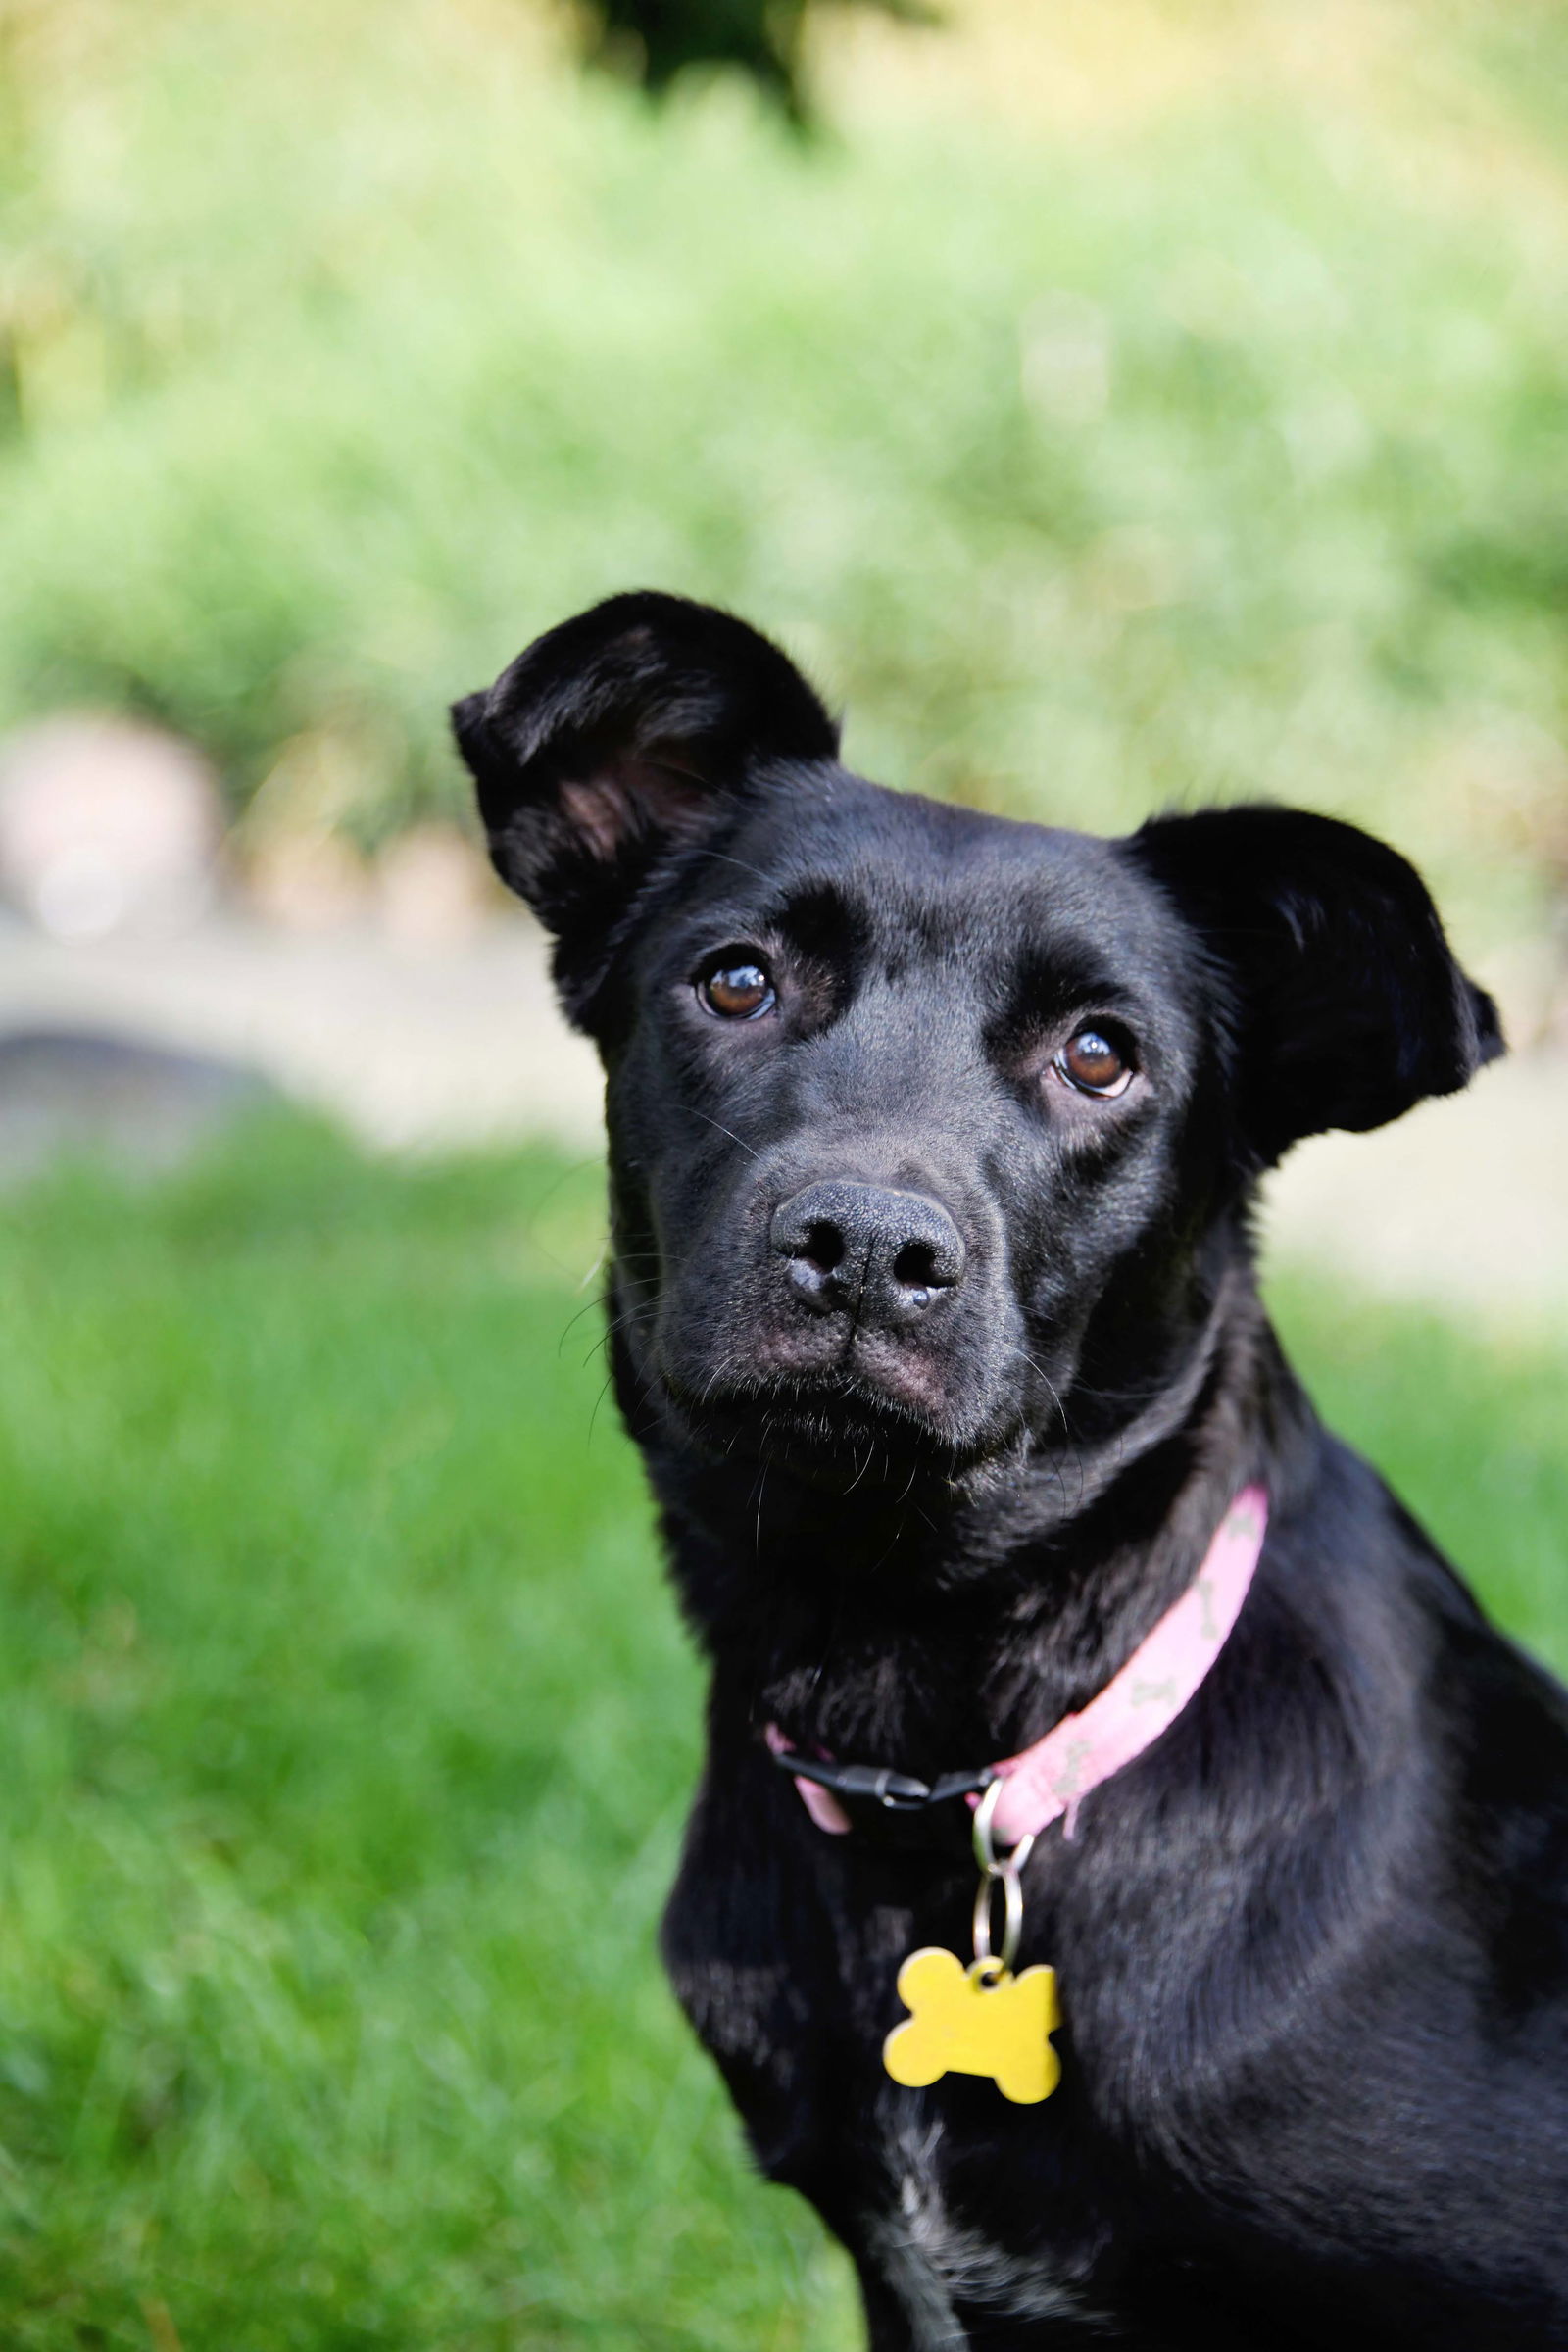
<box><xmin>0</xmin><ymin>908</ymin><xmax>603</xmax><ymax>1152</ymax></box>
<box><xmin>0</xmin><ymin>1028</ymin><xmax>274</xmax><ymax>1179</ymax></box>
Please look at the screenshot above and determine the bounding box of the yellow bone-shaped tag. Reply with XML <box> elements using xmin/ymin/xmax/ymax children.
<box><xmin>883</xmin><ymin>1947</ymin><xmax>1061</xmax><ymax>2105</ymax></box>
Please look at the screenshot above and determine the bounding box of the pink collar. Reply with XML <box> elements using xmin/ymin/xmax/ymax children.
<box><xmin>769</xmin><ymin>1485</ymin><xmax>1268</xmax><ymax>1846</ymax></box>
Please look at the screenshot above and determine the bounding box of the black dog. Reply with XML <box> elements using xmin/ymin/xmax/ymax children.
<box><xmin>455</xmin><ymin>593</ymin><xmax>1568</xmax><ymax>2349</ymax></box>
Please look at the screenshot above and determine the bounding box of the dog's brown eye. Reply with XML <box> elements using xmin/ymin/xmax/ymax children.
<box><xmin>1056</xmin><ymin>1028</ymin><xmax>1133</xmax><ymax>1098</ymax></box>
<box><xmin>700</xmin><ymin>960</ymin><xmax>775</xmax><ymax>1020</ymax></box>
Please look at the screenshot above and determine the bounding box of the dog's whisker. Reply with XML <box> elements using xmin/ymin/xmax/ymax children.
<box><xmin>585</xmin><ymin>1368</ymin><xmax>619</xmax><ymax>1447</ymax></box>
<box><xmin>688</xmin><ymin>845</ymin><xmax>779</xmax><ymax>891</ymax></box>
<box><xmin>843</xmin><ymin>1442</ymin><xmax>874</xmax><ymax>1495</ymax></box>
<box><xmin>689</xmin><ymin>1107</ymin><xmax>761</xmax><ymax>1161</ymax></box>
<box><xmin>753</xmin><ymin>1462</ymin><xmax>769</xmax><ymax>1560</ymax></box>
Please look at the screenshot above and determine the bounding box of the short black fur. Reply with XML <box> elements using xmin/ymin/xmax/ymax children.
<box><xmin>455</xmin><ymin>594</ymin><xmax>1565</xmax><ymax>2350</ymax></box>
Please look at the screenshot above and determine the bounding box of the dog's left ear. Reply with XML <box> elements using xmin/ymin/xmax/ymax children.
<box><xmin>1127</xmin><ymin>805</ymin><xmax>1503</xmax><ymax>1166</ymax></box>
<box><xmin>452</xmin><ymin>591</ymin><xmax>839</xmax><ymax>1026</ymax></box>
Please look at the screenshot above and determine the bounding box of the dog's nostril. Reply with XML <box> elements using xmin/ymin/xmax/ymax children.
<box><xmin>799</xmin><ymin>1220</ymin><xmax>845</xmax><ymax>1277</ymax></box>
<box><xmin>892</xmin><ymin>1240</ymin><xmax>940</xmax><ymax>1292</ymax></box>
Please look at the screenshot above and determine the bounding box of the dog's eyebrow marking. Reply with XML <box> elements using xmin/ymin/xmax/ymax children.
<box><xmin>770</xmin><ymin>877</ymin><xmax>869</xmax><ymax>959</ymax></box>
<box><xmin>1009</xmin><ymin>945</ymin><xmax>1147</xmax><ymax>1021</ymax></box>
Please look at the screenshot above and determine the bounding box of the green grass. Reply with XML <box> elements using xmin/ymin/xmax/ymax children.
<box><xmin>0</xmin><ymin>1113</ymin><xmax>1564</xmax><ymax>2347</ymax></box>
<box><xmin>3</xmin><ymin>0</ymin><xmax>1568</xmax><ymax>947</ymax></box>
<box><xmin>0</xmin><ymin>1120</ymin><xmax>858</xmax><ymax>2349</ymax></box>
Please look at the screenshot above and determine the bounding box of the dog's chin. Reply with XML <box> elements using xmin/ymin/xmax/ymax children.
<box><xmin>663</xmin><ymin>1369</ymin><xmax>1004</xmax><ymax>1490</ymax></box>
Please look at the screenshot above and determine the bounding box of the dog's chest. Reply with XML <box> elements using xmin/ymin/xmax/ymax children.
<box><xmin>864</xmin><ymin>2092</ymin><xmax>1091</xmax><ymax>2345</ymax></box>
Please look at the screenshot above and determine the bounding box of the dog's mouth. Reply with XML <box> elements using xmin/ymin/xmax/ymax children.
<box><xmin>621</xmin><ymin>1241</ymin><xmax>1031</xmax><ymax>1489</ymax></box>
<box><xmin>662</xmin><ymin>1367</ymin><xmax>1004</xmax><ymax>1486</ymax></box>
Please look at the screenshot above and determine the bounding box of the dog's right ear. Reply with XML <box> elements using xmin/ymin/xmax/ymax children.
<box><xmin>452</xmin><ymin>591</ymin><xmax>839</xmax><ymax>1026</ymax></box>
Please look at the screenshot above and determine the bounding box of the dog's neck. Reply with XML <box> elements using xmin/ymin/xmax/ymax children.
<box><xmin>615</xmin><ymin>1244</ymin><xmax>1320</xmax><ymax>1777</ymax></box>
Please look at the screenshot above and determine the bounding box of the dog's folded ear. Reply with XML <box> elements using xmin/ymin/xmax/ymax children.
<box><xmin>452</xmin><ymin>592</ymin><xmax>838</xmax><ymax>1026</ymax></box>
<box><xmin>1127</xmin><ymin>805</ymin><xmax>1503</xmax><ymax>1166</ymax></box>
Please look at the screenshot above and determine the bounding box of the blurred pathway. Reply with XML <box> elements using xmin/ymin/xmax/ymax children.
<box><xmin>0</xmin><ymin>910</ymin><xmax>599</xmax><ymax>1152</ymax></box>
<box><xmin>1</xmin><ymin>910</ymin><xmax>1563</xmax><ymax>1328</ymax></box>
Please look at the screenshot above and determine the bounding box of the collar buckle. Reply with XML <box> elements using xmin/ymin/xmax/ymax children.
<box><xmin>767</xmin><ymin>1745</ymin><xmax>995</xmax><ymax>1839</ymax></box>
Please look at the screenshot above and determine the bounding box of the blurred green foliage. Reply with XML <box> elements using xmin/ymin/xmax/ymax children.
<box><xmin>0</xmin><ymin>1114</ymin><xmax>1564</xmax><ymax>2345</ymax></box>
<box><xmin>0</xmin><ymin>0</ymin><xmax>1565</xmax><ymax>948</ymax></box>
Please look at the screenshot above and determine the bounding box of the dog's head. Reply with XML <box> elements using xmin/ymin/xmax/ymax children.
<box><xmin>455</xmin><ymin>593</ymin><xmax>1500</xmax><ymax>1486</ymax></box>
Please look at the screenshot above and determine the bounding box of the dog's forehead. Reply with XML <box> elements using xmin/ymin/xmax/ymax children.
<box><xmin>713</xmin><ymin>771</ymin><xmax>1182</xmax><ymax>966</ymax></box>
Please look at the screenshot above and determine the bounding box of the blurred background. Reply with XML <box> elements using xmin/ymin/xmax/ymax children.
<box><xmin>0</xmin><ymin>0</ymin><xmax>1564</xmax><ymax>2343</ymax></box>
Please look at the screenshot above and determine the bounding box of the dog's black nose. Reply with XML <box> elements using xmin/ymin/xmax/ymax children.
<box><xmin>770</xmin><ymin>1181</ymin><xmax>966</xmax><ymax>1327</ymax></box>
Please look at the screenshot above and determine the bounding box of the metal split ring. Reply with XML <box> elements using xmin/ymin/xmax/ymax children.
<box><xmin>970</xmin><ymin>1777</ymin><xmax>1036</xmax><ymax>1975</ymax></box>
